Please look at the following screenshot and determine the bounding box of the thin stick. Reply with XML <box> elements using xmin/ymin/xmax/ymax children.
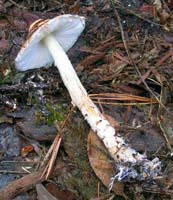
<box><xmin>41</xmin><ymin>106</ymin><xmax>75</xmax><ymax>179</ymax></box>
<box><xmin>0</xmin><ymin>171</ymin><xmax>44</xmax><ymax>200</ymax></box>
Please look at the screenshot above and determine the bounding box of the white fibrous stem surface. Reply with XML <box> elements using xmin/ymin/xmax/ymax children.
<box><xmin>43</xmin><ymin>34</ymin><xmax>161</xmax><ymax>179</ymax></box>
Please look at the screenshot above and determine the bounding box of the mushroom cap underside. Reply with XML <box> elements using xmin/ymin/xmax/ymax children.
<box><xmin>15</xmin><ymin>14</ymin><xmax>85</xmax><ymax>71</ymax></box>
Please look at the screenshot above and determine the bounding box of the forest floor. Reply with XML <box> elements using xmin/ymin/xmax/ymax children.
<box><xmin>0</xmin><ymin>0</ymin><xmax>173</xmax><ymax>199</ymax></box>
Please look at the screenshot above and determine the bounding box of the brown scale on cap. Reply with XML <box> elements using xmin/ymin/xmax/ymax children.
<box><xmin>28</xmin><ymin>19</ymin><xmax>49</xmax><ymax>37</ymax></box>
<box><xmin>28</xmin><ymin>19</ymin><xmax>49</xmax><ymax>42</ymax></box>
<box><xmin>21</xmin><ymin>19</ymin><xmax>49</xmax><ymax>50</ymax></box>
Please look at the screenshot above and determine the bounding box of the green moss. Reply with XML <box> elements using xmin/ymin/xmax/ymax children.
<box><xmin>46</xmin><ymin>103</ymin><xmax>67</xmax><ymax>124</ymax></box>
<box><xmin>0</xmin><ymin>65</ymin><xmax>15</xmax><ymax>85</ymax></box>
<box><xmin>35</xmin><ymin>103</ymin><xmax>68</xmax><ymax>125</ymax></box>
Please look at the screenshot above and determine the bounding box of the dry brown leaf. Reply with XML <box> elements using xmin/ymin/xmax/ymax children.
<box><xmin>77</xmin><ymin>52</ymin><xmax>106</xmax><ymax>70</ymax></box>
<box><xmin>21</xmin><ymin>145</ymin><xmax>34</xmax><ymax>157</ymax></box>
<box><xmin>87</xmin><ymin>115</ymin><xmax>127</xmax><ymax>199</ymax></box>
<box><xmin>47</xmin><ymin>183</ymin><xmax>77</xmax><ymax>200</ymax></box>
<box><xmin>36</xmin><ymin>183</ymin><xmax>58</xmax><ymax>200</ymax></box>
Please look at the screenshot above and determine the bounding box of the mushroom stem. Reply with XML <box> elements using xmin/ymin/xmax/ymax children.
<box><xmin>43</xmin><ymin>34</ymin><xmax>161</xmax><ymax>180</ymax></box>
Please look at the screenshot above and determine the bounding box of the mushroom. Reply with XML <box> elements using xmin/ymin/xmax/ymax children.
<box><xmin>15</xmin><ymin>14</ymin><xmax>161</xmax><ymax>181</ymax></box>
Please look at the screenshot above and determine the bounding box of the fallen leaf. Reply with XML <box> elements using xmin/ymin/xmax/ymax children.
<box><xmin>87</xmin><ymin>115</ymin><xmax>127</xmax><ymax>199</ymax></box>
<box><xmin>21</xmin><ymin>145</ymin><xmax>34</xmax><ymax>157</ymax></box>
<box><xmin>77</xmin><ymin>52</ymin><xmax>106</xmax><ymax>71</ymax></box>
<box><xmin>139</xmin><ymin>4</ymin><xmax>156</xmax><ymax>17</ymax></box>
<box><xmin>47</xmin><ymin>183</ymin><xmax>77</xmax><ymax>200</ymax></box>
<box><xmin>36</xmin><ymin>183</ymin><xmax>58</xmax><ymax>200</ymax></box>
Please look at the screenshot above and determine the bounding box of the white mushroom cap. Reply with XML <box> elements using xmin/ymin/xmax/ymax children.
<box><xmin>15</xmin><ymin>14</ymin><xmax>85</xmax><ymax>71</ymax></box>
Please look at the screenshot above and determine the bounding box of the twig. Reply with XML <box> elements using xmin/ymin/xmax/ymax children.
<box><xmin>89</xmin><ymin>93</ymin><xmax>158</xmax><ymax>102</ymax></box>
<box><xmin>92</xmin><ymin>102</ymin><xmax>157</xmax><ymax>106</ymax></box>
<box><xmin>41</xmin><ymin>134</ymin><xmax>62</xmax><ymax>179</ymax></box>
<box><xmin>0</xmin><ymin>171</ymin><xmax>44</xmax><ymax>200</ymax></box>
<box><xmin>158</xmin><ymin>118</ymin><xmax>172</xmax><ymax>152</ymax></box>
<box><xmin>0</xmin><ymin>170</ymin><xmax>28</xmax><ymax>174</ymax></box>
<box><xmin>0</xmin><ymin>82</ymin><xmax>48</xmax><ymax>93</ymax></box>
<box><xmin>40</xmin><ymin>106</ymin><xmax>75</xmax><ymax>179</ymax></box>
<box><xmin>157</xmin><ymin>85</ymin><xmax>173</xmax><ymax>153</ymax></box>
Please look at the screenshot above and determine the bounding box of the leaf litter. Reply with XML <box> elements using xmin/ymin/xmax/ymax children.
<box><xmin>0</xmin><ymin>0</ymin><xmax>173</xmax><ymax>199</ymax></box>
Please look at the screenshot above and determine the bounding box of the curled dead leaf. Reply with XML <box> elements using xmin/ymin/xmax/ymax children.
<box><xmin>21</xmin><ymin>145</ymin><xmax>34</xmax><ymax>157</ymax></box>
